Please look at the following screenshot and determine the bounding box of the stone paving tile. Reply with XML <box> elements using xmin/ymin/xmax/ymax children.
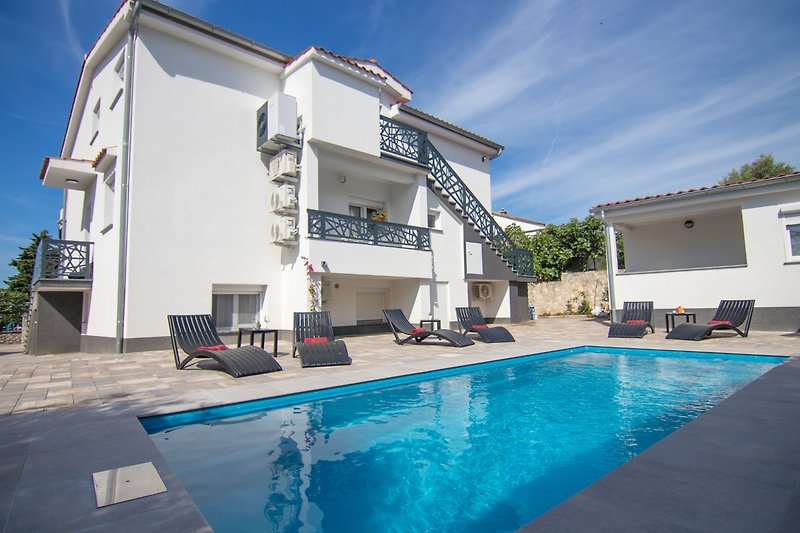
<box><xmin>0</xmin><ymin>318</ymin><xmax>796</xmax><ymax>416</ymax></box>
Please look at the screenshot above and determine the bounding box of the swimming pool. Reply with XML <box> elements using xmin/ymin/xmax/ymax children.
<box><xmin>143</xmin><ymin>346</ymin><xmax>783</xmax><ymax>532</ymax></box>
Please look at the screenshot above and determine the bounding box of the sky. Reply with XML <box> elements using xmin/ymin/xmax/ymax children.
<box><xmin>1</xmin><ymin>0</ymin><xmax>799</xmax><ymax>285</ymax></box>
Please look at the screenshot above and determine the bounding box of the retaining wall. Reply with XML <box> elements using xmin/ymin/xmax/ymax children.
<box><xmin>529</xmin><ymin>271</ymin><xmax>609</xmax><ymax>316</ymax></box>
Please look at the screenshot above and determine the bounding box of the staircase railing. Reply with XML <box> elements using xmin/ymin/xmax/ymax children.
<box><xmin>380</xmin><ymin>116</ymin><xmax>534</xmax><ymax>276</ymax></box>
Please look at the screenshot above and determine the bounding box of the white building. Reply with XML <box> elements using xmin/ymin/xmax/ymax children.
<box><xmin>493</xmin><ymin>210</ymin><xmax>546</xmax><ymax>235</ymax></box>
<box><xmin>30</xmin><ymin>0</ymin><xmax>534</xmax><ymax>355</ymax></box>
<box><xmin>592</xmin><ymin>172</ymin><xmax>800</xmax><ymax>331</ymax></box>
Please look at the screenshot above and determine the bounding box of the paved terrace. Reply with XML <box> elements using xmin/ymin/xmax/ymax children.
<box><xmin>0</xmin><ymin>317</ymin><xmax>798</xmax><ymax>531</ymax></box>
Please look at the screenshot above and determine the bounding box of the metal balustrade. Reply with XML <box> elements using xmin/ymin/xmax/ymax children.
<box><xmin>32</xmin><ymin>239</ymin><xmax>93</xmax><ymax>283</ymax></box>
<box><xmin>308</xmin><ymin>210</ymin><xmax>431</xmax><ymax>251</ymax></box>
<box><xmin>379</xmin><ymin>116</ymin><xmax>534</xmax><ymax>276</ymax></box>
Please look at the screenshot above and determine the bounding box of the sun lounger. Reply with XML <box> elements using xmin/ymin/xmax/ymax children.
<box><xmin>292</xmin><ymin>311</ymin><xmax>352</xmax><ymax>367</ymax></box>
<box><xmin>383</xmin><ymin>308</ymin><xmax>474</xmax><ymax>347</ymax></box>
<box><xmin>608</xmin><ymin>301</ymin><xmax>655</xmax><ymax>338</ymax></box>
<box><xmin>666</xmin><ymin>300</ymin><xmax>755</xmax><ymax>341</ymax></box>
<box><xmin>167</xmin><ymin>314</ymin><xmax>282</xmax><ymax>378</ymax></box>
<box><xmin>455</xmin><ymin>307</ymin><xmax>515</xmax><ymax>343</ymax></box>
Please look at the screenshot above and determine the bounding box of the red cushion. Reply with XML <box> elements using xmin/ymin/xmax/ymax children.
<box><xmin>708</xmin><ymin>320</ymin><xmax>733</xmax><ymax>326</ymax></box>
<box><xmin>410</xmin><ymin>327</ymin><xmax>426</xmax><ymax>334</ymax></box>
<box><xmin>196</xmin><ymin>344</ymin><xmax>228</xmax><ymax>351</ymax></box>
<box><xmin>472</xmin><ymin>324</ymin><xmax>489</xmax><ymax>329</ymax></box>
<box><xmin>625</xmin><ymin>320</ymin><xmax>646</xmax><ymax>324</ymax></box>
<box><xmin>304</xmin><ymin>336</ymin><xmax>329</xmax><ymax>343</ymax></box>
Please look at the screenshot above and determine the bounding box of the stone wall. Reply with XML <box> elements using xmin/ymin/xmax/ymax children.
<box><xmin>0</xmin><ymin>332</ymin><xmax>21</xmax><ymax>345</ymax></box>
<box><xmin>529</xmin><ymin>271</ymin><xmax>609</xmax><ymax>316</ymax></box>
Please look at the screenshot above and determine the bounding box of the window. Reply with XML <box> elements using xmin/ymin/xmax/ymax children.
<box><xmin>91</xmin><ymin>98</ymin><xmax>101</xmax><ymax>144</ymax></box>
<box><xmin>212</xmin><ymin>292</ymin><xmax>261</xmax><ymax>331</ymax></box>
<box><xmin>780</xmin><ymin>204</ymin><xmax>800</xmax><ymax>262</ymax></box>
<box><xmin>114</xmin><ymin>54</ymin><xmax>125</xmax><ymax>81</ymax></box>
<box><xmin>788</xmin><ymin>224</ymin><xmax>800</xmax><ymax>258</ymax></box>
<box><xmin>427</xmin><ymin>209</ymin><xmax>440</xmax><ymax>230</ymax></box>
<box><xmin>348</xmin><ymin>204</ymin><xmax>383</xmax><ymax>220</ymax></box>
<box><xmin>102</xmin><ymin>170</ymin><xmax>115</xmax><ymax>231</ymax></box>
<box><xmin>110</xmin><ymin>54</ymin><xmax>124</xmax><ymax>109</ymax></box>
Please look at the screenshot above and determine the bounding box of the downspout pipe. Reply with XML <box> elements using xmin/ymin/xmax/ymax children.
<box><xmin>600</xmin><ymin>210</ymin><xmax>618</xmax><ymax>322</ymax></box>
<box><xmin>116</xmin><ymin>0</ymin><xmax>140</xmax><ymax>353</ymax></box>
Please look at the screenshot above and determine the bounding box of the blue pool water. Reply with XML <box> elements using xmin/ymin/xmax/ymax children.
<box><xmin>143</xmin><ymin>347</ymin><xmax>782</xmax><ymax>533</ymax></box>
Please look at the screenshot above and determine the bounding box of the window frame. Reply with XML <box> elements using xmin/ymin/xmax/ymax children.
<box><xmin>779</xmin><ymin>204</ymin><xmax>800</xmax><ymax>263</ymax></box>
<box><xmin>211</xmin><ymin>288</ymin><xmax>264</xmax><ymax>332</ymax></box>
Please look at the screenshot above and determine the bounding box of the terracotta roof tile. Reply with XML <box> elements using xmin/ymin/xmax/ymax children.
<box><xmin>593</xmin><ymin>172</ymin><xmax>800</xmax><ymax>209</ymax></box>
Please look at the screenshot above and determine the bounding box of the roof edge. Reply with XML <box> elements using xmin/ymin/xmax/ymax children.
<box><xmin>399</xmin><ymin>105</ymin><xmax>504</xmax><ymax>153</ymax></box>
<box><xmin>591</xmin><ymin>172</ymin><xmax>800</xmax><ymax>213</ymax></box>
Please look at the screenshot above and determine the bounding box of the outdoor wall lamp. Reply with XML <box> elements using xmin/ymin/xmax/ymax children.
<box><xmin>684</xmin><ymin>220</ymin><xmax>694</xmax><ymax>229</ymax></box>
<box><xmin>481</xmin><ymin>156</ymin><xmax>487</xmax><ymax>162</ymax></box>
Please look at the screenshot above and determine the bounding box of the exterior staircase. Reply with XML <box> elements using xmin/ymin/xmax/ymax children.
<box><xmin>379</xmin><ymin>116</ymin><xmax>534</xmax><ymax>277</ymax></box>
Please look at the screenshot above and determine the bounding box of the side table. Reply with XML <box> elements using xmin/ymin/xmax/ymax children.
<box><xmin>419</xmin><ymin>319</ymin><xmax>441</xmax><ymax>330</ymax></box>
<box><xmin>237</xmin><ymin>328</ymin><xmax>279</xmax><ymax>356</ymax></box>
<box><xmin>665</xmin><ymin>313</ymin><xmax>697</xmax><ymax>333</ymax></box>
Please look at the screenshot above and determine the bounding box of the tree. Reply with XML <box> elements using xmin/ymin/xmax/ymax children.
<box><xmin>506</xmin><ymin>216</ymin><xmax>608</xmax><ymax>281</ymax></box>
<box><xmin>0</xmin><ymin>230</ymin><xmax>50</xmax><ymax>325</ymax></box>
<box><xmin>719</xmin><ymin>154</ymin><xmax>795</xmax><ymax>185</ymax></box>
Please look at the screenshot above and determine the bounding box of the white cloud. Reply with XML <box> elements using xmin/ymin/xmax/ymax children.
<box><xmin>58</xmin><ymin>0</ymin><xmax>85</xmax><ymax>62</ymax></box>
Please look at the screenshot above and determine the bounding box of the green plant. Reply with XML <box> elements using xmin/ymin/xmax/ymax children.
<box><xmin>577</xmin><ymin>291</ymin><xmax>592</xmax><ymax>314</ymax></box>
<box><xmin>0</xmin><ymin>230</ymin><xmax>49</xmax><ymax>325</ymax></box>
<box><xmin>301</xmin><ymin>256</ymin><xmax>318</xmax><ymax>312</ymax></box>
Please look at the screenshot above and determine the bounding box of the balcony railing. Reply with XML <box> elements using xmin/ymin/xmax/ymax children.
<box><xmin>32</xmin><ymin>239</ymin><xmax>93</xmax><ymax>284</ymax></box>
<box><xmin>308</xmin><ymin>210</ymin><xmax>430</xmax><ymax>251</ymax></box>
<box><xmin>379</xmin><ymin>116</ymin><xmax>535</xmax><ymax>277</ymax></box>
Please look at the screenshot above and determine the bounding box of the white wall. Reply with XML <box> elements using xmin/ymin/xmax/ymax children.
<box><xmin>123</xmin><ymin>25</ymin><xmax>288</xmax><ymax>338</ymax></box>
<box><xmin>613</xmin><ymin>188</ymin><xmax>800</xmax><ymax>310</ymax></box>
<box><xmin>60</xmin><ymin>38</ymin><xmax>128</xmax><ymax>339</ymax></box>
<box><xmin>426</xmin><ymin>130</ymin><xmax>493</xmax><ymax>210</ymax></box>
<box><xmin>622</xmin><ymin>209</ymin><xmax>747</xmax><ymax>272</ymax></box>
<box><xmin>308</xmin><ymin>62</ymin><xmax>381</xmax><ymax>157</ymax></box>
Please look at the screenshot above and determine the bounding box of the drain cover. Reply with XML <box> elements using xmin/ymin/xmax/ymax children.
<box><xmin>92</xmin><ymin>462</ymin><xmax>167</xmax><ymax>507</ymax></box>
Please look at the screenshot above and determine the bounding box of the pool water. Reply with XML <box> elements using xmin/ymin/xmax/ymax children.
<box><xmin>143</xmin><ymin>347</ymin><xmax>782</xmax><ymax>533</ymax></box>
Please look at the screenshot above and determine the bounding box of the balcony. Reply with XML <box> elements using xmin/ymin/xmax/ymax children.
<box><xmin>308</xmin><ymin>210</ymin><xmax>430</xmax><ymax>251</ymax></box>
<box><xmin>32</xmin><ymin>239</ymin><xmax>93</xmax><ymax>288</ymax></box>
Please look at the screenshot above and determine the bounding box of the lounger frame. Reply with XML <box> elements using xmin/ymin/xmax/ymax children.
<box><xmin>167</xmin><ymin>314</ymin><xmax>282</xmax><ymax>378</ymax></box>
<box><xmin>455</xmin><ymin>307</ymin><xmax>515</xmax><ymax>343</ymax></box>
<box><xmin>666</xmin><ymin>300</ymin><xmax>755</xmax><ymax>341</ymax></box>
<box><xmin>383</xmin><ymin>309</ymin><xmax>474</xmax><ymax>347</ymax></box>
<box><xmin>292</xmin><ymin>311</ymin><xmax>352</xmax><ymax>367</ymax></box>
<box><xmin>608</xmin><ymin>301</ymin><xmax>655</xmax><ymax>338</ymax></box>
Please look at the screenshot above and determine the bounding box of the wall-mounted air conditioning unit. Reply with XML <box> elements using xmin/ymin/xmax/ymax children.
<box><xmin>268</xmin><ymin>150</ymin><xmax>298</xmax><ymax>183</ymax></box>
<box><xmin>270</xmin><ymin>216</ymin><xmax>298</xmax><ymax>246</ymax></box>
<box><xmin>270</xmin><ymin>183</ymin><xmax>297</xmax><ymax>213</ymax></box>
<box><xmin>472</xmin><ymin>282</ymin><xmax>493</xmax><ymax>300</ymax></box>
<box><xmin>256</xmin><ymin>92</ymin><xmax>299</xmax><ymax>153</ymax></box>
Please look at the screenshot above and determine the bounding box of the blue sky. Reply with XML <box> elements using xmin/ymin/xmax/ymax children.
<box><xmin>1</xmin><ymin>0</ymin><xmax>799</xmax><ymax>285</ymax></box>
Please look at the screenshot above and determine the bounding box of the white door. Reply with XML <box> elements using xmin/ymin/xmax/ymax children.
<box><xmin>356</xmin><ymin>291</ymin><xmax>386</xmax><ymax>324</ymax></box>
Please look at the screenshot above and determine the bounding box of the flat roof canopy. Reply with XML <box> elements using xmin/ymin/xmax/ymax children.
<box><xmin>41</xmin><ymin>158</ymin><xmax>96</xmax><ymax>190</ymax></box>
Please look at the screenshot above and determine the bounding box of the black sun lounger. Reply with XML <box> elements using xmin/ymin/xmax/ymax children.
<box><xmin>666</xmin><ymin>300</ymin><xmax>755</xmax><ymax>341</ymax></box>
<box><xmin>455</xmin><ymin>307</ymin><xmax>515</xmax><ymax>343</ymax></box>
<box><xmin>383</xmin><ymin>308</ymin><xmax>474</xmax><ymax>347</ymax></box>
<box><xmin>608</xmin><ymin>301</ymin><xmax>655</xmax><ymax>338</ymax></box>
<box><xmin>167</xmin><ymin>314</ymin><xmax>282</xmax><ymax>378</ymax></box>
<box><xmin>292</xmin><ymin>312</ymin><xmax>352</xmax><ymax>367</ymax></box>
